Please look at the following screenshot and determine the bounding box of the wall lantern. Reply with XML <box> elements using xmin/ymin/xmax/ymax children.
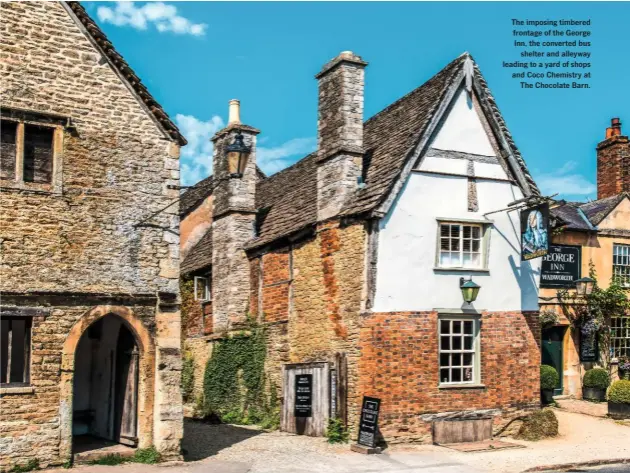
<box><xmin>225</xmin><ymin>131</ymin><xmax>251</xmax><ymax>178</ymax></box>
<box><xmin>574</xmin><ymin>277</ymin><xmax>595</xmax><ymax>297</ymax></box>
<box><xmin>460</xmin><ymin>276</ymin><xmax>481</xmax><ymax>304</ymax></box>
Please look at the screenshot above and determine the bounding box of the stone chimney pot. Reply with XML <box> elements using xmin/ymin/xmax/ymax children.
<box><xmin>228</xmin><ymin>99</ymin><xmax>241</xmax><ymax>125</ymax></box>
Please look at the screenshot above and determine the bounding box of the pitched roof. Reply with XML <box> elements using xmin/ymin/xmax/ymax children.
<box><xmin>180</xmin><ymin>175</ymin><xmax>214</xmax><ymax>218</ymax></box>
<box><xmin>181</xmin><ymin>227</ymin><xmax>212</xmax><ymax>275</ymax></box>
<box><xmin>65</xmin><ymin>2</ymin><xmax>186</xmax><ymax>146</ymax></box>
<box><xmin>182</xmin><ymin>53</ymin><xmax>541</xmax><ymax>264</ymax></box>
<box><xmin>550</xmin><ymin>193</ymin><xmax>629</xmax><ymax>231</ymax></box>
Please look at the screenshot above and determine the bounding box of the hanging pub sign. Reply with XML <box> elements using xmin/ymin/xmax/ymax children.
<box><xmin>294</xmin><ymin>374</ymin><xmax>313</xmax><ymax>417</ymax></box>
<box><xmin>357</xmin><ymin>396</ymin><xmax>381</xmax><ymax>448</ymax></box>
<box><xmin>580</xmin><ymin>331</ymin><xmax>599</xmax><ymax>362</ymax></box>
<box><xmin>540</xmin><ymin>244</ymin><xmax>582</xmax><ymax>288</ymax></box>
<box><xmin>521</xmin><ymin>203</ymin><xmax>550</xmax><ymax>261</ymax></box>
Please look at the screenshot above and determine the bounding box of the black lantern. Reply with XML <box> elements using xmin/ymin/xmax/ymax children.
<box><xmin>574</xmin><ymin>277</ymin><xmax>595</xmax><ymax>297</ymax></box>
<box><xmin>460</xmin><ymin>276</ymin><xmax>481</xmax><ymax>304</ymax></box>
<box><xmin>225</xmin><ymin>132</ymin><xmax>251</xmax><ymax>178</ymax></box>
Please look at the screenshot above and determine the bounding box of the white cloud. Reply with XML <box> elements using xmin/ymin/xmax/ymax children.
<box><xmin>535</xmin><ymin>160</ymin><xmax>596</xmax><ymax>198</ymax></box>
<box><xmin>97</xmin><ymin>2</ymin><xmax>206</xmax><ymax>37</ymax></box>
<box><xmin>175</xmin><ymin>114</ymin><xmax>224</xmax><ymax>186</ymax></box>
<box><xmin>257</xmin><ymin>137</ymin><xmax>317</xmax><ymax>175</ymax></box>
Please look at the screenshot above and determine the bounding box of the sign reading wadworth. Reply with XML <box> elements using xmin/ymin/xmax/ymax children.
<box><xmin>357</xmin><ymin>396</ymin><xmax>381</xmax><ymax>448</ymax></box>
<box><xmin>294</xmin><ymin>374</ymin><xmax>312</xmax><ymax>417</ymax></box>
<box><xmin>521</xmin><ymin>203</ymin><xmax>550</xmax><ymax>261</ymax></box>
<box><xmin>540</xmin><ymin>244</ymin><xmax>581</xmax><ymax>288</ymax></box>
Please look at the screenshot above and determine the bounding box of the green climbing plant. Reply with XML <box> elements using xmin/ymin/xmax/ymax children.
<box><xmin>203</xmin><ymin>325</ymin><xmax>279</xmax><ymax>429</ymax></box>
<box><xmin>181</xmin><ymin>351</ymin><xmax>195</xmax><ymax>403</ymax></box>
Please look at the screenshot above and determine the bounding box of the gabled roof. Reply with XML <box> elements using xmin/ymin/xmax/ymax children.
<box><xmin>180</xmin><ymin>175</ymin><xmax>214</xmax><ymax>218</ymax></box>
<box><xmin>550</xmin><ymin>193</ymin><xmax>629</xmax><ymax>231</ymax></box>
<box><xmin>181</xmin><ymin>52</ymin><xmax>540</xmax><ymax>269</ymax></box>
<box><xmin>64</xmin><ymin>2</ymin><xmax>186</xmax><ymax>145</ymax></box>
<box><xmin>181</xmin><ymin>226</ymin><xmax>212</xmax><ymax>275</ymax></box>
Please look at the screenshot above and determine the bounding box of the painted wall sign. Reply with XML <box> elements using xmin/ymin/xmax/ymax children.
<box><xmin>294</xmin><ymin>374</ymin><xmax>312</xmax><ymax>418</ymax></box>
<box><xmin>357</xmin><ymin>396</ymin><xmax>381</xmax><ymax>448</ymax></box>
<box><xmin>580</xmin><ymin>332</ymin><xmax>599</xmax><ymax>362</ymax></box>
<box><xmin>521</xmin><ymin>203</ymin><xmax>550</xmax><ymax>261</ymax></box>
<box><xmin>540</xmin><ymin>244</ymin><xmax>581</xmax><ymax>288</ymax></box>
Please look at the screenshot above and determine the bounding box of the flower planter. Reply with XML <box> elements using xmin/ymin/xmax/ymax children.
<box><xmin>541</xmin><ymin>389</ymin><xmax>555</xmax><ymax>405</ymax></box>
<box><xmin>607</xmin><ymin>401</ymin><xmax>630</xmax><ymax>419</ymax></box>
<box><xmin>582</xmin><ymin>387</ymin><xmax>606</xmax><ymax>402</ymax></box>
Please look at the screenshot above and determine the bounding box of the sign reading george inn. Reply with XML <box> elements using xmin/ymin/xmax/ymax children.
<box><xmin>540</xmin><ymin>244</ymin><xmax>581</xmax><ymax>288</ymax></box>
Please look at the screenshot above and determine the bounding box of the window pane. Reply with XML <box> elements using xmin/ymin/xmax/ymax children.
<box><xmin>463</xmin><ymin>254</ymin><xmax>473</xmax><ymax>267</ymax></box>
<box><xmin>440</xmin><ymin>238</ymin><xmax>450</xmax><ymax>250</ymax></box>
<box><xmin>440</xmin><ymin>320</ymin><xmax>450</xmax><ymax>334</ymax></box>
<box><xmin>440</xmin><ymin>252</ymin><xmax>451</xmax><ymax>266</ymax></box>
<box><xmin>441</xmin><ymin>225</ymin><xmax>450</xmax><ymax>237</ymax></box>
<box><xmin>440</xmin><ymin>354</ymin><xmax>449</xmax><ymax>367</ymax></box>
<box><xmin>451</xmin><ymin>239</ymin><xmax>460</xmax><ymax>251</ymax></box>
<box><xmin>1</xmin><ymin>319</ymin><xmax>9</xmax><ymax>383</ymax></box>
<box><xmin>452</xmin><ymin>321</ymin><xmax>462</xmax><ymax>334</ymax></box>
<box><xmin>440</xmin><ymin>369</ymin><xmax>450</xmax><ymax>383</ymax></box>
<box><xmin>9</xmin><ymin>320</ymin><xmax>26</xmax><ymax>383</ymax></box>
<box><xmin>464</xmin><ymin>336</ymin><xmax>473</xmax><ymax>350</ymax></box>
<box><xmin>1</xmin><ymin>121</ymin><xmax>17</xmax><ymax>180</ymax></box>
<box><xmin>463</xmin><ymin>353</ymin><xmax>473</xmax><ymax>366</ymax></box>
<box><xmin>451</xmin><ymin>253</ymin><xmax>461</xmax><ymax>266</ymax></box>
<box><xmin>450</xmin><ymin>225</ymin><xmax>460</xmax><ymax>238</ymax></box>
<box><xmin>452</xmin><ymin>337</ymin><xmax>462</xmax><ymax>350</ymax></box>
<box><xmin>463</xmin><ymin>226</ymin><xmax>471</xmax><ymax>238</ymax></box>
<box><xmin>451</xmin><ymin>368</ymin><xmax>462</xmax><ymax>382</ymax></box>
<box><xmin>472</xmin><ymin>254</ymin><xmax>481</xmax><ymax>266</ymax></box>
<box><xmin>472</xmin><ymin>240</ymin><xmax>480</xmax><ymax>252</ymax></box>
<box><xmin>463</xmin><ymin>239</ymin><xmax>471</xmax><ymax>251</ymax></box>
<box><xmin>452</xmin><ymin>353</ymin><xmax>461</xmax><ymax>366</ymax></box>
<box><xmin>440</xmin><ymin>336</ymin><xmax>450</xmax><ymax>350</ymax></box>
<box><xmin>464</xmin><ymin>367</ymin><xmax>473</xmax><ymax>381</ymax></box>
<box><xmin>472</xmin><ymin>226</ymin><xmax>481</xmax><ymax>239</ymax></box>
<box><xmin>464</xmin><ymin>321</ymin><xmax>473</xmax><ymax>334</ymax></box>
<box><xmin>23</xmin><ymin>125</ymin><xmax>53</xmax><ymax>184</ymax></box>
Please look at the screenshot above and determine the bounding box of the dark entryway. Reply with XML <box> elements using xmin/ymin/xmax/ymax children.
<box><xmin>542</xmin><ymin>326</ymin><xmax>566</xmax><ymax>395</ymax></box>
<box><xmin>72</xmin><ymin>315</ymin><xmax>139</xmax><ymax>449</ymax></box>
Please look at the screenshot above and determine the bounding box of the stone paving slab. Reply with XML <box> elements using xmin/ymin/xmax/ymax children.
<box><xmin>554</xmin><ymin>398</ymin><xmax>608</xmax><ymax>418</ymax></box>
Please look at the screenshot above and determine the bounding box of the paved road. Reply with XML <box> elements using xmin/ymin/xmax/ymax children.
<box><xmin>541</xmin><ymin>464</ymin><xmax>630</xmax><ymax>473</ymax></box>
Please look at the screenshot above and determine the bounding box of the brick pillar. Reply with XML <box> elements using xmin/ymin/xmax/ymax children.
<box><xmin>211</xmin><ymin>101</ymin><xmax>259</xmax><ymax>332</ymax></box>
<box><xmin>315</xmin><ymin>51</ymin><xmax>367</xmax><ymax>221</ymax></box>
<box><xmin>597</xmin><ymin>117</ymin><xmax>630</xmax><ymax>199</ymax></box>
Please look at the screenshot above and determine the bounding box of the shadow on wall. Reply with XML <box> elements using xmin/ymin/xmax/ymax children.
<box><xmin>181</xmin><ymin>419</ymin><xmax>263</xmax><ymax>461</ymax></box>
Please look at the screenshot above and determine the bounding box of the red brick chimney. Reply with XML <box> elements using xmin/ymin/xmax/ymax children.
<box><xmin>596</xmin><ymin>117</ymin><xmax>630</xmax><ymax>199</ymax></box>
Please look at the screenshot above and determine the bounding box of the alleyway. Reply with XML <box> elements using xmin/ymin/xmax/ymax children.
<box><xmin>42</xmin><ymin>409</ymin><xmax>629</xmax><ymax>473</ymax></box>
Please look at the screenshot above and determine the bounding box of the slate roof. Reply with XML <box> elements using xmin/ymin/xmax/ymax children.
<box><xmin>65</xmin><ymin>2</ymin><xmax>186</xmax><ymax>145</ymax></box>
<box><xmin>181</xmin><ymin>227</ymin><xmax>212</xmax><ymax>275</ymax></box>
<box><xmin>550</xmin><ymin>193</ymin><xmax>629</xmax><ymax>231</ymax></box>
<box><xmin>181</xmin><ymin>53</ymin><xmax>542</xmax><ymax>272</ymax></box>
<box><xmin>180</xmin><ymin>175</ymin><xmax>214</xmax><ymax>218</ymax></box>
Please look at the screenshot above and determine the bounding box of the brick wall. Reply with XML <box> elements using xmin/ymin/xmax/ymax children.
<box><xmin>358</xmin><ymin>311</ymin><xmax>540</xmax><ymax>443</ymax></box>
<box><xmin>597</xmin><ymin>135</ymin><xmax>630</xmax><ymax>199</ymax></box>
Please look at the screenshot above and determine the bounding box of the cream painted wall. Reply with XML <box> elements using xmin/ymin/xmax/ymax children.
<box><xmin>373</xmin><ymin>84</ymin><xmax>540</xmax><ymax>312</ymax></box>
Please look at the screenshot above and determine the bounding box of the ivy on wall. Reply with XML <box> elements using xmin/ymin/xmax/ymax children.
<box><xmin>180</xmin><ymin>277</ymin><xmax>196</xmax><ymax>338</ymax></box>
<box><xmin>203</xmin><ymin>327</ymin><xmax>279</xmax><ymax>429</ymax></box>
<box><xmin>181</xmin><ymin>351</ymin><xmax>195</xmax><ymax>403</ymax></box>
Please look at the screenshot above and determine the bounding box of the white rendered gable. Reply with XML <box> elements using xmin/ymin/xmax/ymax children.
<box><xmin>429</xmin><ymin>87</ymin><xmax>496</xmax><ymax>156</ymax></box>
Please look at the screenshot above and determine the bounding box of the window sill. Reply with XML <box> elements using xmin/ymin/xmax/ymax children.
<box><xmin>433</xmin><ymin>267</ymin><xmax>489</xmax><ymax>273</ymax></box>
<box><xmin>0</xmin><ymin>385</ymin><xmax>35</xmax><ymax>395</ymax></box>
<box><xmin>438</xmin><ymin>383</ymin><xmax>486</xmax><ymax>390</ymax></box>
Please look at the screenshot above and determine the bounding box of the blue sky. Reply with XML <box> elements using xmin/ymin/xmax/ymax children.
<box><xmin>84</xmin><ymin>1</ymin><xmax>630</xmax><ymax>201</ymax></box>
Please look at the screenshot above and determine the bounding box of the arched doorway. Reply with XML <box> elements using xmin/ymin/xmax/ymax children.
<box><xmin>72</xmin><ymin>314</ymin><xmax>140</xmax><ymax>448</ymax></box>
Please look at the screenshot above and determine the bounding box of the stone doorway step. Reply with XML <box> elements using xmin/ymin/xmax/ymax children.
<box><xmin>73</xmin><ymin>435</ymin><xmax>136</xmax><ymax>464</ymax></box>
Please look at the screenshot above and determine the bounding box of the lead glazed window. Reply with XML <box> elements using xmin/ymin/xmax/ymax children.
<box><xmin>438</xmin><ymin>222</ymin><xmax>488</xmax><ymax>269</ymax></box>
<box><xmin>0</xmin><ymin>110</ymin><xmax>64</xmax><ymax>192</ymax></box>
<box><xmin>439</xmin><ymin>316</ymin><xmax>480</xmax><ymax>385</ymax></box>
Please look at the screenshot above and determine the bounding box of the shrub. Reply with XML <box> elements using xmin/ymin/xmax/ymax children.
<box><xmin>516</xmin><ymin>409</ymin><xmax>559</xmax><ymax>441</ymax></box>
<box><xmin>540</xmin><ymin>365</ymin><xmax>559</xmax><ymax>390</ymax></box>
<box><xmin>325</xmin><ymin>418</ymin><xmax>349</xmax><ymax>444</ymax></box>
<box><xmin>583</xmin><ymin>368</ymin><xmax>610</xmax><ymax>389</ymax></box>
<box><xmin>608</xmin><ymin>380</ymin><xmax>630</xmax><ymax>404</ymax></box>
<box><xmin>132</xmin><ymin>446</ymin><xmax>161</xmax><ymax>464</ymax></box>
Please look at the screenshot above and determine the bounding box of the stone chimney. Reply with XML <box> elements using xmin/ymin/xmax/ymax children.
<box><xmin>597</xmin><ymin>117</ymin><xmax>630</xmax><ymax>199</ymax></box>
<box><xmin>210</xmin><ymin>100</ymin><xmax>259</xmax><ymax>331</ymax></box>
<box><xmin>315</xmin><ymin>51</ymin><xmax>368</xmax><ymax>221</ymax></box>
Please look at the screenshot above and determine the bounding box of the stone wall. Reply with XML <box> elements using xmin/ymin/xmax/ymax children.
<box><xmin>358</xmin><ymin>311</ymin><xmax>540</xmax><ymax>443</ymax></box>
<box><xmin>0</xmin><ymin>2</ymin><xmax>182</xmax><ymax>469</ymax></box>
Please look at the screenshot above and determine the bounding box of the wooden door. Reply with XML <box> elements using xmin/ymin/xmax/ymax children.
<box><xmin>542</xmin><ymin>326</ymin><xmax>565</xmax><ymax>395</ymax></box>
<box><xmin>114</xmin><ymin>327</ymin><xmax>139</xmax><ymax>446</ymax></box>
<box><xmin>281</xmin><ymin>362</ymin><xmax>329</xmax><ymax>436</ymax></box>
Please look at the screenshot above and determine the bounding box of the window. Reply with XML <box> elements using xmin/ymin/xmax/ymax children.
<box><xmin>438</xmin><ymin>223</ymin><xmax>484</xmax><ymax>269</ymax></box>
<box><xmin>1</xmin><ymin>318</ymin><xmax>32</xmax><ymax>386</ymax></box>
<box><xmin>613</xmin><ymin>244</ymin><xmax>630</xmax><ymax>287</ymax></box>
<box><xmin>439</xmin><ymin>317</ymin><xmax>480</xmax><ymax>385</ymax></box>
<box><xmin>611</xmin><ymin>316</ymin><xmax>630</xmax><ymax>359</ymax></box>
<box><xmin>194</xmin><ymin>276</ymin><xmax>211</xmax><ymax>301</ymax></box>
<box><xmin>1</xmin><ymin>111</ymin><xmax>63</xmax><ymax>189</ymax></box>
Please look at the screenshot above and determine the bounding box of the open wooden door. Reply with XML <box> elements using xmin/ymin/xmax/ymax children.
<box><xmin>114</xmin><ymin>327</ymin><xmax>139</xmax><ymax>446</ymax></box>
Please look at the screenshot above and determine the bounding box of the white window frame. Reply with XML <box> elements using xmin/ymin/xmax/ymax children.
<box><xmin>438</xmin><ymin>315</ymin><xmax>481</xmax><ymax>386</ymax></box>
<box><xmin>610</xmin><ymin>316</ymin><xmax>630</xmax><ymax>359</ymax></box>
<box><xmin>613</xmin><ymin>244</ymin><xmax>630</xmax><ymax>287</ymax></box>
<box><xmin>436</xmin><ymin>221</ymin><xmax>489</xmax><ymax>271</ymax></box>
<box><xmin>194</xmin><ymin>276</ymin><xmax>211</xmax><ymax>302</ymax></box>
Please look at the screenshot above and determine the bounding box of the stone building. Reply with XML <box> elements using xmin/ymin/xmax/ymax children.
<box><xmin>1</xmin><ymin>2</ymin><xmax>184</xmax><ymax>469</ymax></box>
<box><xmin>181</xmin><ymin>51</ymin><xmax>543</xmax><ymax>443</ymax></box>
<box><xmin>540</xmin><ymin>118</ymin><xmax>630</xmax><ymax>397</ymax></box>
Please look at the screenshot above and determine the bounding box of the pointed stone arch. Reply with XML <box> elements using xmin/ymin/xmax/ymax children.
<box><xmin>59</xmin><ymin>305</ymin><xmax>156</xmax><ymax>462</ymax></box>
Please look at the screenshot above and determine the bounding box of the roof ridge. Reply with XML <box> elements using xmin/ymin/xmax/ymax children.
<box><xmin>64</xmin><ymin>1</ymin><xmax>186</xmax><ymax>145</ymax></box>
